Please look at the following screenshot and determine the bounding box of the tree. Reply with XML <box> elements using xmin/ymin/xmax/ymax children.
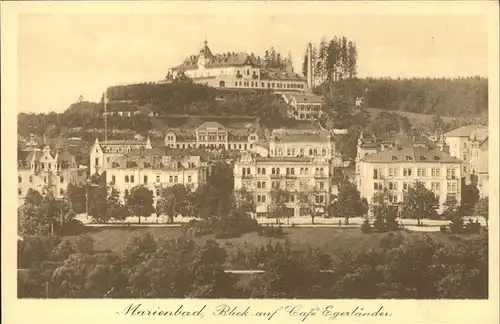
<box><xmin>431</xmin><ymin>114</ymin><xmax>445</xmax><ymax>134</ymax></box>
<box><xmin>87</xmin><ymin>183</ymin><xmax>107</xmax><ymax>223</ymax></box>
<box><xmin>156</xmin><ymin>184</ymin><xmax>190</xmax><ymax>223</ymax></box>
<box><xmin>66</xmin><ymin>183</ymin><xmax>86</xmax><ymax>214</ymax></box>
<box><xmin>269</xmin><ymin>188</ymin><xmax>289</xmax><ymax>224</ymax></box>
<box><xmin>474</xmin><ymin>197</ymin><xmax>488</xmax><ymax>227</ymax></box>
<box><xmin>332</xmin><ymin>181</ymin><xmax>367</xmax><ymax>224</ymax></box>
<box><xmin>298</xmin><ymin>189</ymin><xmax>323</xmax><ymax>225</ymax></box>
<box><xmin>173</xmin><ymin>71</ymin><xmax>193</xmax><ymax>84</ymax></box>
<box><xmin>461</xmin><ymin>184</ymin><xmax>479</xmax><ymax>215</ymax></box>
<box><xmin>24</xmin><ymin>189</ymin><xmax>43</xmax><ymax>206</ymax></box>
<box><xmin>125</xmin><ymin>186</ymin><xmax>155</xmax><ymax>224</ymax></box>
<box><xmin>346</xmin><ymin>41</ymin><xmax>358</xmax><ymax>78</ymax></box>
<box><xmin>18</xmin><ymin>204</ymin><xmax>51</xmax><ymax>237</ymax></box>
<box><xmin>234</xmin><ymin>187</ymin><xmax>256</xmax><ymax>217</ymax></box>
<box><xmin>302</xmin><ymin>51</ymin><xmax>309</xmax><ymax>77</ymax></box>
<box><xmin>107</xmin><ymin>188</ymin><xmax>129</xmax><ymax>222</ymax></box>
<box><xmin>401</xmin><ymin>181</ymin><xmax>439</xmax><ymax>225</ymax></box>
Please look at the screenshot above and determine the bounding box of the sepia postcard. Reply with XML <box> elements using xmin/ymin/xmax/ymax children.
<box><xmin>1</xmin><ymin>1</ymin><xmax>499</xmax><ymax>324</ymax></box>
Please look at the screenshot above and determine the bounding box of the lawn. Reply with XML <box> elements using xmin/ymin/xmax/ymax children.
<box><xmin>65</xmin><ymin>226</ymin><xmax>479</xmax><ymax>258</ymax></box>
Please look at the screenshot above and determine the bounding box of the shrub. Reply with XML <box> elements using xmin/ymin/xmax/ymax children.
<box><xmin>258</xmin><ymin>224</ymin><xmax>284</xmax><ymax>237</ymax></box>
<box><xmin>59</xmin><ymin>219</ymin><xmax>86</xmax><ymax>236</ymax></box>
<box><xmin>440</xmin><ymin>225</ymin><xmax>448</xmax><ymax>234</ymax></box>
<box><xmin>361</xmin><ymin>219</ymin><xmax>371</xmax><ymax>234</ymax></box>
<box><xmin>464</xmin><ymin>219</ymin><xmax>481</xmax><ymax>234</ymax></box>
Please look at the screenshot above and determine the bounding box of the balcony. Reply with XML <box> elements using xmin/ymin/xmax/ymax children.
<box><xmin>314</xmin><ymin>173</ymin><xmax>328</xmax><ymax>179</ymax></box>
<box><xmin>270</xmin><ymin>174</ymin><xmax>284</xmax><ymax>179</ymax></box>
<box><xmin>285</xmin><ymin>174</ymin><xmax>297</xmax><ymax>179</ymax></box>
<box><xmin>242</xmin><ymin>174</ymin><xmax>255</xmax><ymax>179</ymax></box>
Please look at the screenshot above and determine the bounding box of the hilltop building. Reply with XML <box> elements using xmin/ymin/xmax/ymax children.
<box><xmin>18</xmin><ymin>146</ymin><xmax>88</xmax><ymax>202</ymax></box>
<box><xmin>355</xmin><ymin>132</ymin><xmax>462</xmax><ymax>213</ymax></box>
<box><xmin>167</xmin><ymin>40</ymin><xmax>311</xmax><ymax>92</ymax></box>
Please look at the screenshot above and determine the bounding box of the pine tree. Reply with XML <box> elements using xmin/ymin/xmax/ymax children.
<box><xmin>302</xmin><ymin>51</ymin><xmax>308</xmax><ymax>77</ymax></box>
<box><xmin>347</xmin><ymin>41</ymin><xmax>358</xmax><ymax>78</ymax></box>
<box><xmin>326</xmin><ymin>38</ymin><xmax>339</xmax><ymax>81</ymax></box>
<box><xmin>340</xmin><ymin>36</ymin><xmax>348</xmax><ymax>80</ymax></box>
<box><xmin>317</xmin><ymin>39</ymin><xmax>328</xmax><ymax>84</ymax></box>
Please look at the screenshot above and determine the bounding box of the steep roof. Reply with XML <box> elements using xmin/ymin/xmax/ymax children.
<box><xmin>361</xmin><ymin>146</ymin><xmax>462</xmax><ymax>163</ymax></box>
<box><xmin>197</xmin><ymin>121</ymin><xmax>226</xmax><ymax>131</ymax></box>
<box><xmin>469</xmin><ymin>128</ymin><xmax>488</xmax><ymax>143</ymax></box>
<box><xmin>444</xmin><ymin>124</ymin><xmax>487</xmax><ymax>138</ymax></box>
<box><xmin>260</xmin><ymin>68</ymin><xmax>306</xmax><ymax>82</ymax></box>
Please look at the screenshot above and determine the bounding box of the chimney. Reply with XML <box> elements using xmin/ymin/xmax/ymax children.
<box><xmin>307</xmin><ymin>43</ymin><xmax>313</xmax><ymax>92</ymax></box>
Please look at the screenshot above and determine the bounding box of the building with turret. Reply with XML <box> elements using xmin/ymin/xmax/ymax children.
<box><xmin>18</xmin><ymin>146</ymin><xmax>88</xmax><ymax>202</ymax></box>
<box><xmin>167</xmin><ymin>40</ymin><xmax>310</xmax><ymax>92</ymax></box>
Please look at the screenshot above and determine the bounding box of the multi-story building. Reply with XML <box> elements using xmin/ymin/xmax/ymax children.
<box><xmin>18</xmin><ymin>146</ymin><xmax>88</xmax><ymax>203</ymax></box>
<box><xmin>105</xmin><ymin>148</ymin><xmax>209</xmax><ymax>205</ymax></box>
<box><xmin>269</xmin><ymin>128</ymin><xmax>338</xmax><ymax>158</ymax></box>
<box><xmin>90</xmin><ymin>137</ymin><xmax>152</xmax><ymax>175</ymax></box>
<box><xmin>281</xmin><ymin>92</ymin><xmax>324</xmax><ymax>121</ymax></box>
<box><xmin>444</xmin><ymin>124</ymin><xmax>487</xmax><ymax>174</ymax></box>
<box><xmin>234</xmin><ymin>154</ymin><xmax>332</xmax><ymax>217</ymax></box>
<box><xmin>469</xmin><ymin>128</ymin><xmax>489</xmax><ymax>197</ymax></box>
<box><xmin>164</xmin><ymin>121</ymin><xmax>268</xmax><ymax>156</ymax></box>
<box><xmin>167</xmin><ymin>40</ymin><xmax>310</xmax><ymax>92</ymax></box>
<box><xmin>355</xmin><ymin>136</ymin><xmax>463</xmax><ymax>213</ymax></box>
<box><xmin>444</xmin><ymin>124</ymin><xmax>488</xmax><ymax>188</ymax></box>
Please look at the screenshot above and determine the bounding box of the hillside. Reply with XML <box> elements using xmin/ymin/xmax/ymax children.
<box><xmin>318</xmin><ymin>77</ymin><xmax>488</xmax><ymax>119</ymax></box>
<box><xmin>363</xmin><ymin>108</ymin><xmax>486</xmax><ymax>133</ymax></box>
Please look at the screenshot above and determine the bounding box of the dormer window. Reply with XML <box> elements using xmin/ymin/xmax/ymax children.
<box><xmin>420</xmin><ymin>156</ymin><xmax>427</xmax><ymax>160</ymax></box>
<box><xmin>392</xmin><ymin>156</ymin><xmax>398</xmax><ymax>160</ymax></box>
<box><xmin>434</xmin><ymin>156</ymin><xmax>441</xmax><ymax>161</ymax></box>
<box><xmin>405</xmin><ymin>156</ymin><xmax>413</xmax><ymax>161</ymax></box>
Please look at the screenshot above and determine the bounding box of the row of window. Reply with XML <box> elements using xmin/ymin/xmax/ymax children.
<box><xmin>270</xmin><ymin>147</ymin><xmax>331</xmax><ymax>157</ymax></box>
<box><xmin>115</xmin><ymin>174</ymin><xmax>193</xmax><ymax>184</ymax></box>
<box><xmin>18</xmin><ymin>188</ymin><xmax>66</xmax><ymax>196</ymax></box>
<box><xmin>256</xmin><ymin>193</ymin><xmax>325</xmax><ymax>204</ymax></box>
<box><xmin>251</xmin><ymin>167</ymin><xmax>326</xmax><ymax>176</ymax></box>
<box><xmin>19</xmin><ymin>175</ymin><xmax>66</xmax><ymax>184</ymax></box>
<box><xmin>234</xmin><ymin>80</ymin><xmax>306</xmax><ymax>89</ymax></box>
<box><xmin>373</xmin><ymin>167</ymin><xmax>457</xmax><ymax>179</ymax></box>
<box><xmin>373</xmin><ymin>181</ymin><xmax>457</xmax><ymax>192</ymax></box>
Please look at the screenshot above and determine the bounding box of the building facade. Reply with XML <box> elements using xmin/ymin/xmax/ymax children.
<box><xmin>18</xmin><ymin>146</ymin><xmax>88</xmax><ymax>202</ymax></box>
<box><xmin>167</xmin><ymin>41</ymin><xmax>309</xmax><ymax>92</ymax></box>
<box><xmin>355</xmin><ymin>139</ymin><xmax>463</xmax><ymax>213</ymax></box>
<box><xmin>164</xmin><ymin>121</ymin><xmax>268</xmax><ymax>156</ymax></box>
<box><xmin>281</xmin><ymin>92</ymin><xmax>325</xmax><ymax>121</ymax></box>
<box><xmin>89</xmin><ymin>138</ymin><xmax>152</xmax><ymax>175</ymax></box>
<box><xmin>234</xmin><ymin>154</ymin><xmax>332</xmax><ymax>217</ymax></box>
<box><xmin>444</xmin><ymin>124</ymin><xmax>488</xmax><ymax>192</ymax></box>
<box><xmin>105</xmin><ymin>149</ymin><xmax>209</xmax><ymax>205</ymax></box>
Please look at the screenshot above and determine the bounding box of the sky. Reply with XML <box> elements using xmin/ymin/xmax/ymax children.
<box><xmin>18</xmin><ymin>13</ymin><xmax>489</xmax><ymax>113</ymax></box>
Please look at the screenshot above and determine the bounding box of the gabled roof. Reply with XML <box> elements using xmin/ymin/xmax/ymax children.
<box><xmin>361</xmin><ymin>146</ymin><xmax>462</xmax><ymax>163</ymax></box>
<box><xmin>260</xmin><ymin>68</ymin><xmax>306</xmax><ymax>82</ymax></box>
<box><xmin>444</xmin><ymin>124</ymin><xmax>487</xmax><ymax>138</ymax></box>
<box><xmin>196</xmin><ymin>121</ymin><xmax>226</xmax><ymax>131</ymax></box>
